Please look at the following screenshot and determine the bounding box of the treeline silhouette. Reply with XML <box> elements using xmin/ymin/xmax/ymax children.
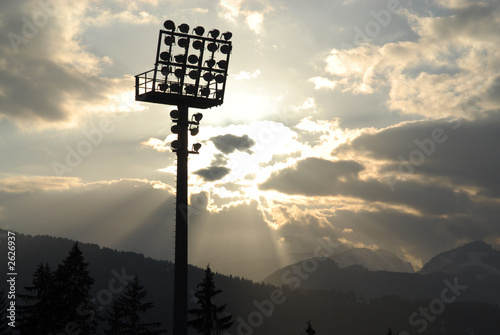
<box><xmin>12</xmin><ymin>243</ymin><xmax>166</xmax><ymax>334</ymax></box>
<box><xmin>2</xmin><ymin>231</ymin><xmax>500</xmax><ymax>335</ymax></box>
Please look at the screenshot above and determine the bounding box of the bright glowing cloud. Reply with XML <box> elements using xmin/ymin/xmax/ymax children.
<box><xmin>234</xmin><ymin>69</ymin><xmax>261</xmax><ymax>80</ymax></box>
<box><xmin>245</xmin><ymin>12</ymin><xmax>264</xmax><ymax>34</ymax></box>
<box><xmin>0</xmin><ymin>176</ymin><xmax>83</xmax><ymax>193</ymax></box>
<box><xmin>309</xmin><ymin>76</ymin><xmax>337</xmax><ymax>90</ymax></box>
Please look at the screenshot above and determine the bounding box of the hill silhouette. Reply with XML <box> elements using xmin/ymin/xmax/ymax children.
<box><xmin>2</xmin><ymin>230</ymin><xmax>499</xmax><ymax>334</ymax></box>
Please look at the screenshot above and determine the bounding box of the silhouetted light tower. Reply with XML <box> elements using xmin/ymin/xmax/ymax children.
<box><xmin>135</xmin><ymin>20</ymin><xmax>232</xmax><ymax>335</ymax></box>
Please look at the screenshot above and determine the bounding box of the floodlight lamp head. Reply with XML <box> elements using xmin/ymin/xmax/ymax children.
<box><xmin>215</xmin><ymin>74</ymin><xmax>225</xmax><ymax>83</ymax></box>
<box><xmin>171</xmin><ymin>140</ymin><xmax>181</xmax><ymax>149</ymax></box>
<box><xmin>222</xmin><ymin>32</ymin><xmax>233</xmax><ymax>41</ymax></box>
<box><xmin>171</xmin><ymin>125</ymin><xmax>179</xmax><ymax>134</ymax></box>
<box><xmin>194</xmin><ymin>26</ymin><xmax>205</xmax><ymax>36</ymax></box>
<box><xmin>217</xmin><ymin>60</ymin><xmax>227</xmax><ymax>69</ymax></box>
<box><xmin>190</xmin><ymin>127</ymin><xmax>199</xmax><ymax>136</ymax></box>
<box><xmin>171</xmin><ymin>83</ymin><xmax>181</xmax><ymax>92</ymax></box>
<box><xmin>206</xmin><ymin>59</ymin><xmax>216</xmax><ymax>68</ymax></box>
<box><xmin>188</xmin><ymin>54</ymin><xmax>199</xmax><ymax>64</ymax></box>
<box><xmin>192</xmin><ymin>40</ymin><xmax>203</xmax><ymax>50</ymax></box>
<box><xmin>174</xmin><ymin>54</ymin><xmax>185</xmax><ymax>63</ymax></box>
<box><xmin>203</xmin><ymin>72</ymin><xmax>213</xmax><ymax>82</ymax></box>
<box><xmin>185</xmin><ymin>85</ymin><xmax>196</xmax><ymax>95</ymax></box>
<box><xmin>188</xmin><ymin>70</ymin><xmax>199</xmax><ymax>80</ymax></box>
<box><xmin>207</xmin><ymin>42</ymin><xmax>218</xmax><ymax>52</ymax></box>
<box><xmin>161</xmin><ymin>66</ymin><xmax>171</xmax><ymax>76</ymax></box>
<box><xmin>193</xmin><ymin>143</ymin><xmax>202</xmax><ymax>152</ymax></box>
<box><xmin>174</xmin><ymin>69</ymin><xmax>184</xmax><ymax>78</ymax></box>
<box><xmin>178</xmin><ymin>23</ymin><xmax>190</xmax><ymax>33</ymax></box>
<box><xmin>220</xmin><ymin>44</ymin><xmax>232</xmax><ymax>55</ymax></box>
<box><xmin>200</xmin><ymin>87</ymin><xmax>210</xmax><ymax>97</ymax></box>
<box><xmin>193</xmin><ymin>113</ymin><xmax>203</xmax><ymax>122</ymax></box>
<box><xmin>164</xmin><ymin>20</ymin><xmax>176</xmax><ymax>31</ymax></box>
<box><xmin>178</xmin><ymin>38</ymin><xmax>189</xmax><ymax>48</ymax></box>
<box><xmin>209</xmin><ymin>29</ymin><xmax>220</xmax><ymax>39</ymax></box>
<box><xmin>170</xmin><ymin>109</ymin><xmax>179</xmax><ymax>119</ymax></box>
<box><xmin>164</xmin><ymin>36</ymin><xmax>175</xmax><ymax>45</ymax></box>
<box><xmin>160</xmin><ymin>51</ymin><xmax>171</xmax><ymax>61</ymax></box>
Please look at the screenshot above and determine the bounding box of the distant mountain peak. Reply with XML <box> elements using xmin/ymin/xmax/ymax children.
<box><xmin>419</xmin><ymin>240</ymin><xmax>500</xmax><ymax>276</ymax></box>
<box><xmin>330</xmin><ymin>247</ymin><xmax>415</xmax><ymax>273</ymax></box>
<box><xmin>462</xmin><ymin>240</ymin><xmax>491</xmax><ymax>250</ymax></box>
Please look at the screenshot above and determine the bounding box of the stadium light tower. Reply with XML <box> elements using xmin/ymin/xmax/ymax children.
<box><xmin>135</xmin><ymin>20</ymin><xmax>232</xmax><ymax>335</ymax></box>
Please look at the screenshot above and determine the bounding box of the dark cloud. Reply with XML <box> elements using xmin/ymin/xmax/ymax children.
<box><xmin>210</xmin><ymin>134</ymin><xmax>255</xmax><ymax>154</ymax></box>
<box><xmin>211</xmin><ymin>153</ymin><xmax>228</xmax><ymax>166</ymax></box>
<box><xmin>430</xmin><ymin>2</ymin><xmax>500</xmax><ymax>42</ymax></box>
<box><xmin>260</xmin><ymin>158</ymin><xmax>363</xmax><ymax>196</ymax></box>
<box><xmin>295</xmin><ymin>129</ymin><xmax>324</xmax><ymax>147</ymax></box>
<box><xmin>0</xmin><ymin>0</ymin><xmax>123</xmax><ymax>124</ymax></box>
<box><xmin>335</xmin><ymin>113</ymin><xmax>500</xmax><ymax>198</ymax></box>
<box><xmin>193</xmin><ymin>166</ymin><xmax>231</xmax><ymax>182</ymax></box>
<box><xmin>260</xmin><ymin>157</ymin><xmax>474</xmax><ymax>216</ymax></box>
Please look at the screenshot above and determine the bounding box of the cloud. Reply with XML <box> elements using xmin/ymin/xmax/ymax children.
<box><xmin>193</xmin><ymin>166</ymin><xmax>231</xmax><ymax>182</ymax></box>
<box><xmin>210</xmin><ymin>134</ymin><xmax>256</xmax><ymax>154</ymax></box>
<box><xmin>3</xmin><ymin>0</ymin><xmax>500</xmax><ymax>279</ymax></box>
<box><xmin>335</xmin><ymin>112</ymin><xmax>500</xmax><ymax>198</ymax></box>
<box><xmin>316</xmin><ymin>2</ymin><xmax>500</xmax><ymax>118</ymax></box>
<box><xmin>84</xmin><ymin>2</ymin><xmax>160</xmax><ymax>27</ymax></box>
<box><xmin>245</xmin><ymin>11</ymin><xmax>264</xmax><ymax>34</ymax></box>
<box><xmin>234</xmin><ymin>69</ymin><xmax>261</xmax><ymax>80</ymax></box>
<box><xmin>260</xmin><ymin>157</ymin><xmax>363</xmax><ymax>196</ymax></box>
<box><xmin>260</xmin><ymin>156</ymin><xmax>476</xmax><ymax>216</ymax></box>
<box><xmin>219</xmin><ymin>0</ymin><xmax>244</xmax><ymax>23</ymax></box>
<box><xmin>0</xmin><ymin>0</ymin><xmax>141</xmax><ymax>126</ymax></box>
<box><xmin>141</xmin><ymin>137</ymin><xmax>170</xmax><ymax>152</ymax></box>
<box><xmin>0</xmin><ymin>178</ymin><xmax>282</xmax><ymax>280</ymax></box>
<box><xmin>309</xmin><ymin>76</ymin><xmax>337</xmax><ymax>90</ymax></box>
<box><xmin>0</xmin><ymin>176</ymin><xmax>83</xmax><ymax>193</ymax></box>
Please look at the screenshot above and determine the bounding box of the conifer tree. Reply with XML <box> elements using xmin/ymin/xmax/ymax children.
<box><xmin>305</xmin><ymin>320</ymin><xmax>316</xmax><ymax>335</ymax></box>
<box><xmin>0</xmin><ymin>289</ymin><xmax>8</xmax><ymax>335</ymax></box>
<box><xmin>105</xmin><ymin>275</ymin><xmax>166</xmax><ymax>335</ymax></box>
<box><xmin>54</xmin><ymin>242</ymin><xmax>98</xmax><ymax>334</ymax></box>
<box><xmin>188</xmin><ymin>265</ymin><xmax>233</xmax><ymax>335</ymax></box>
<box><xmin>18</xmin><ymin>263</ymin><xmax>58</xmax><ymax>334</ymax></box>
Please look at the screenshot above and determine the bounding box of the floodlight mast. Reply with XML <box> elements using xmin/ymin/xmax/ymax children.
<box><xmin>134</xmin><ymin>20</ymin><xmax>232</xmax><ymax>335</ymax></box>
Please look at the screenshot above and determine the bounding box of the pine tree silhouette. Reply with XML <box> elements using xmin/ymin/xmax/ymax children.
<box><xmin>386</xmin><ymin>328</ymin><xmax>393</xmax><ymax>335</ymax></box>
<box><xmin>105</xmin><ymin>275</ymin><xmax>166</xmax><ymax>335</ymax></box>
<box><xmin>18</xmin><ymin>263</ymin><xmax>58</xmax><ymax>334</ymax></box>
<box><xmin>305</xmin><ymin>320</ymin><xmax>316</xmax><ymax>335</ymax></box>
<box><xmin>188</xmin><ymin>265</ymin><xmax>233</xmax><ymax>335</ymax></box>
<box><xmin>54</xmin><ymin>242</ymin><xmax>98</xmax><ymax>334</ymax></box>
<box><xmin>0</xmin><ymin>289</ymin><xmax>9</xmax><ymax>335</ymax></box>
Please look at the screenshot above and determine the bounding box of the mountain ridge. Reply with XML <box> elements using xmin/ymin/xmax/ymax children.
<box><xmin>2</xmin><ymin>230</ymin><xmax>500</xmax><ymax>334</ymax></box>
<box><xmin>263</xmin><ymin>240</ymin><xmax>500</xmax><ymax>304</ymax></box>
<box><xmin>419</xmin><ymin>240</ymin><xmax>500</xmax><ymax>276</ymax></box>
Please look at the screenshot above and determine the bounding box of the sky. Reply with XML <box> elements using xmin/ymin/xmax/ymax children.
<box><xmin>1</xmin><ymin>0</ymin><xmax>500</xmax><ymax>281</ymax></box>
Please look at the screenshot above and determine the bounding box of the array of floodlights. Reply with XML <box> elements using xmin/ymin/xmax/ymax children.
<box><xmin>170</xmin><ymin>110</ymin><xmax>204</xmax><ymax>154</ymax></box>
<box><xmin>155</xmin><ymin>20</ymin><xmax>232</xmax><ymax>103</ymax></box>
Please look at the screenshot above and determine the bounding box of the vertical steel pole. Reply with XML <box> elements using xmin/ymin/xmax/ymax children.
<box><xmin>173</xmin><ymin>102</ymin><xmax>188</xmax><ymax>335</ymax></box>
